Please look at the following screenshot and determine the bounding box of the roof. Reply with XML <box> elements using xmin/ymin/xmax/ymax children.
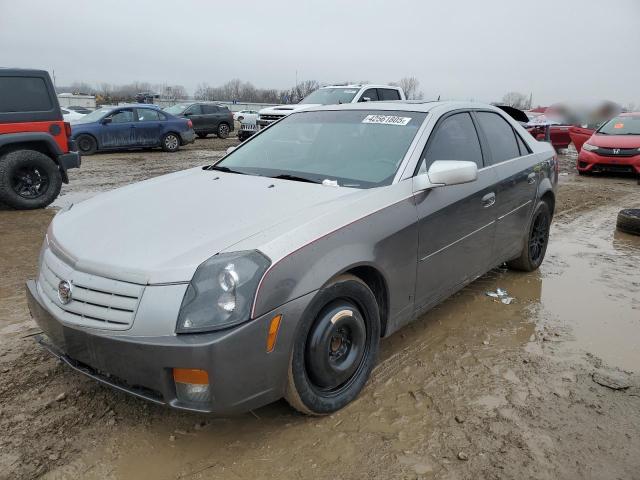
<box><xmin>619</xmin><ymin>112</ymin><xmax>640</xmax><ymax>117</ymax></box>
<box><xmin>321</xmin><ymin>84</ymin><xmax>402</xmax><ymax>90</ymax></box>
<box><xmin>296</xmin><ymin>100</ymin><xmax>497</xmax><ymax>114</ymax></box>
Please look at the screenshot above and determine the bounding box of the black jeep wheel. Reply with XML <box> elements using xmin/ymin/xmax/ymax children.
<box><xmin>285</xmin><ymin>274</ymin><xmax>380</xmax><ymax>415</ymax></box>
<box><xmin>507</xmin><ymin>200</ymin><xmax>552</xmax><ymax>271</ymax></box>
<box><xmin>161</xmin><ymin>133</ymin><xmax>180</xmax><ymax>152</ymax></box>
<box><xmin>0</xmin><ymin>149</ymin><xmax>62</xmax><ymax>209</ymax></box>
<box><xmin>217</xmin><ymin>123</ymin><xmax>230</xmax><ymax>139</ymax></box>
<box><xmin>76</xmin><ymin>134</ymin><xmax>97</xmax><ymax>155</ymax></box>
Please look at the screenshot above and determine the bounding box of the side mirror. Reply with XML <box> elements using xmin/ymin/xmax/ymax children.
<box><xmin>101</xmin><ymin>118</ymin><xmax>112</xmax><ymax>125</ymax></box>
<box><xmin>226</xmin><ymin>146</ymin><xmax>237</xmax><ymax>155</ymax></box>
<box><xmin>361</xmin><ymin>97</ymin><xmax>371</xmax><ymax>102</ymax></box>
<box><xmin>428</xmin><ymin>160</ymin><xmax>478</xmax><ymax>187</ymax></box>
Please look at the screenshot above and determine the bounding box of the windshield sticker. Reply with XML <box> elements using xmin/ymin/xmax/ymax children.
<box><xmin>614</xmin><ymin>123</ymin><xmax>624</xmax><ymax>129</ymax></box>
<box><xmin>362</xmin><ymin>115</ymin><xmax>412</xmax><ymax>126</ymax></box>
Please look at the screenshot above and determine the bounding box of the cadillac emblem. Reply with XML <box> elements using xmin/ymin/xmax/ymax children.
<box><xmin>57</xmin><ymin>280</ymin><xmax>73</xmax><ymax>305</ymax></box>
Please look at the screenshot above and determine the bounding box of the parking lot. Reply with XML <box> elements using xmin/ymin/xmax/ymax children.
<box><xmin>0</xmin><ymin>141</ymin><xmax>638</xmax><ymax>479</ymax></box>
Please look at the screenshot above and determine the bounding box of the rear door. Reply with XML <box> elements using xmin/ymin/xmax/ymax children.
<box><xmin>99</xmin><ymin>108</ymin><xmax>135</xmax><ymax>148</ymax></box>
<box><xmin>134</xmin><ymin>108</ymin><xmax>165</xmax><ymax>146</ymax></box>
<box><xmin>473</xmin><ymin>111</ymin><xmax>537</xmax><ymax>263</ymax></box>
<box><xmin>202</xmin><ymin>104</ymin><xmax>220</xmax><ymax>132</ymax></box>
<box><xmin>414</xmin><ymin>111</ymin><xmax>498</xmax><ymax>313</ymax></box>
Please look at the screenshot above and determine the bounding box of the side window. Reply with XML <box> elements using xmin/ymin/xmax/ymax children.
<box><xmin>359</xmin><ymin>88</ymin><xmax>379</xmax><ymax>102</ymax></box>
<box><xmin>419</xmin><ymin>113</ymin><xmax>483</xmax><ymax>173</ymax></box>
<box><xmin>137</xmin><ymin>109</ymin><xmax>164</xmax><ymax>121</ymax></box>
<box><xmin>108</xmin><ymin>109</ymin><xmax>134</xmax><ymax>123</ymax></box>
<box><xmin>0</xmin><ymin>76</ymin><xmax>52</xmax><ymax>113</ymax></box>
<box><xmin>516</xmin><ymin>133</ymin><xmax>531</xmax><ymax>156</ymax></box>
<box><xmin>379</xmin><ymin>89</ymin><xmax>401</xmax><ymax>101</ymax></box>
<box><xmin>475</xmin><ymin>112</ymin><xmax>520</xmax><ymax>165</ymax></box>
<box><xmin>203</xmin><ymin>105</ymin><xmax>220</xmax><ymax>114</ymax></box>
<box><xmin>185</xmin><ymin>104</ymin><xmax>202</xmax><ymax>115</ymax></box>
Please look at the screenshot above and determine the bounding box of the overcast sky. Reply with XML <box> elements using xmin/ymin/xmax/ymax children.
<box><xmin>1</xmin><ymin>0</ymin><xmax>639</xmax><ymax>106</ymax></box>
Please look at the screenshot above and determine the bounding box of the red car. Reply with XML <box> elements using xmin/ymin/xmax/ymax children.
<box><xmin>577</xmin><ymin>113</ymin><xmax>640</xmax><ymax>175</ymax></box>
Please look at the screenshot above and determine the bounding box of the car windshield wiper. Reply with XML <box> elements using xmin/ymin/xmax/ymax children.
<box><xmin>271</xmin><ymin>174</ymin><xmax>320</xmax><ymax>184</ymax></box>
<box><xmin>210</xmin><ymin>165</ymin><xmax>247</xmax><ymax>175</ymax></box>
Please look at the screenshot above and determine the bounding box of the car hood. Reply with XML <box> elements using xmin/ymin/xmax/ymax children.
<box><xmin>259</xmin><ymin>104</ymin><xmax>321</xmax><ymax>115</ymax></box>
<box><xmin>47</xmin><ymin>168</ymin><xmax>359</xmax><ymax>285</ymax></box>
<box><xmin>587</xmin><ymin>133</ymin><xmax>640</xmax><ymax>148</ymax></box>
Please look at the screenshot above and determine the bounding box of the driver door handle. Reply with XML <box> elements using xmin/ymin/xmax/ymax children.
<box><xmin>481</xmin><ymin>192</ymin><xmax>496</xmax><ymax>208</ymax></box>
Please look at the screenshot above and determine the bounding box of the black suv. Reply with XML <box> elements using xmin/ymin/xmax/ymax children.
<box><xmin>0</xmin><ymin>68</ymin><xmax>80</xmax><ymax>209</ymax></box>
<box><xmin>163</xmin><ymin>102</ymin><xmax>234</xmax><ymax>139</ymax></box>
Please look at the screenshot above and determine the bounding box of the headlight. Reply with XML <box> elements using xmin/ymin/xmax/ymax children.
<box><xmin>582</xmin><ymin>143</ymin><xmax>598</xmax><ymax>151</ymax></box>
<box><xmin>176</xmin><ymin>251</ymin><xmax>270</xmax><ymax>333</ymax></box>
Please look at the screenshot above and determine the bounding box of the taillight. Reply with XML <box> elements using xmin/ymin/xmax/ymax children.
<box><xmin>187</xmin><ymin>119</ymin><xmax>193</xmax><ymax>128</ymax></box>
<box><xmin>64</xmin><ymin>122</ymin><xmax>72</xmax><ymax>137</ymax></box>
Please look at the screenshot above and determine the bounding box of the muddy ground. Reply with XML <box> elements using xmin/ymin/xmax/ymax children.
<box><xmin>0</xmin><ymin>141</ymin><xmax>639</xmax><ymax>480</ymax></box>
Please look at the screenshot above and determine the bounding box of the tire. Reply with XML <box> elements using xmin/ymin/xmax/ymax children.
<box><xmin>76</xmin><ymin>134</ymin><xmax>97</xmax><ymax>155</ymax></box>
<box><xmin>161</xmin><ymin>132</ymin><xmax>180</xmax><ymax>152</ymax></box>
<box><xmin>285</xmin><ymin>274</ymin><xmax>380</xmax><ymax>415</ymax></box>
<box><xmin>507</xmin><ymin>201</ymin><xmax>552</xmax><ymax>272</ymax></box>
<box><xmin>196</xmin><ymin>132</ymin><xmax>208</xmax><ymax>139</ymax></box>
<box><xmin>616</xmin><ymin>209</ymin><xmax>640</xmax><ymax>236</ymax></box>
<box><xmin>217</xmin><ymin>123</ymin><xmax>230</xmax><ymax>139</ymax></box>
<box><xmin>0</xmin><ymin>149</ymin><xmax>62</xmax><ymax>209</ymax></box>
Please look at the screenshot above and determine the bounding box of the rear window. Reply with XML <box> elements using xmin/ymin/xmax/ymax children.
<box><xmin>0</xmin><ymin>76</ymin><xmax>53</xmax><ymax>113</ymax></box>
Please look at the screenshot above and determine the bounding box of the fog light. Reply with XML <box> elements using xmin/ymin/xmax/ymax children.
<box><xmin>173</xmin><ymin>368</ymin><xmax>210</xmax><ymax>403</ymax></box>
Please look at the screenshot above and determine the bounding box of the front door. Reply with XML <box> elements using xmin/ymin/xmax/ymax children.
<box><xmin>99</xmin><ymin>108</ymin><xmax>135</xmax><ymax>148</ymax></box>
<box><xmin>473</xmin><ymin>111</ymin><xmax>538</xmax><ymax>263</ymax></box>
<box><xmin>414</xmin><ymin>111</ymin><xmax>498</xmax><ymax>313</ymax></box>
<box><xmin>184</xmin><ymin>104</ymin><xmax>204</xmax><ymax>132</ymax></box>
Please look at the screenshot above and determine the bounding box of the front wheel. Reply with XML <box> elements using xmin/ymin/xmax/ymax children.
<box><xmin>285</xmin><ymin>274</ymin><xmax>380</xmax><ymax>415</ymax></box>
<box><xmin>217</xmin><ymin>123</ymin><xmax>230</xmax><ymax>139</ymax></box>
<box><xmin>161</xmin><ymin>133</ymin><xmax>180</xmax><ymax>152</ymax></box>
<box><xmin>0</xmin><ymin>150</ymin><xmax>62</xmax><ymax>209</ymax></box>
<box><xmin>507</xmin><ymin>200</ymin><xmax>552</xmax><ymax>271</ymax></box>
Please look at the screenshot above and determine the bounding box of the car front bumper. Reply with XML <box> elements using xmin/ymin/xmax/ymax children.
<box><xmin>26</xmin><ymin>279</ymin><xmax>313</xmax><ymax>414</ymax></box>
<box><xmin>578</xmin><ymin>150</ymin><xmax>640</xmax><ymax>174</ymax></box>
<box><xmin>180</xmin><ymin>130</ymin><xmax>196</xmax><ymax>145</ymax></box>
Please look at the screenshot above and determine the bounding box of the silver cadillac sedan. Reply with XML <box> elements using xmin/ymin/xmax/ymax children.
<box><xmin>26</xmin><ymin>101</ymin><xmax>557</xmax><ymax>415</ymax></box>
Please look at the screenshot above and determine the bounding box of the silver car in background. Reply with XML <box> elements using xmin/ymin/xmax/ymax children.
<box><xmin>26</xmin><ymin>101</ymin><xmax>557</xmax><ymax>415</ymax></box>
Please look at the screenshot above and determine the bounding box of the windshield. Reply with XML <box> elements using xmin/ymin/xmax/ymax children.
<box><xmin>163</xmin><ymin>103</ymin><xmax>190</xmax><ymax>115</ymax></box>
<box><xmin>597</xmin><ymin>115</ymin><xmax>640</xmax><ymax>135</ymax></box>
<box><xmin>214</xmin><ymin>110</ymin><xmax>426</xmax><ymax>188</ymax></box>
<box><xmin>299</xmin><ymin>88</ymin><xmax>359</xmax><ymax>105</ymax></box>
<box><xmin>72</xmin><ymin>108</ymin><xmax>112</xmax><ymax>124</ymax></box>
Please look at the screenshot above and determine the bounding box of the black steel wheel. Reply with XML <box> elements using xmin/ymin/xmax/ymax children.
<box><xmin>217</xmin><ymin>123</ymin><xmax>230</xmax><ymax>139</ymax></box>
<box><xmin>507</xmin><ymin>200</ymin><xmax>552</xmax><ymax>271</ymax></box>
<box><xmin>76</xmin><ymin>134</ymin><xmax>97</xmax><ymax>155</ymax></box>
<box><xmin>161</xmin><ymin>133</ymin><xmax>180</xmax><ymax>152</ymax></box>
<box><xmin>285</xmin><ymin>274</ymin><xmax>380</xmax><ymax>415</ymax></box>
<box><xmin>0</xmin><ymin>149</ymin><xmax>62</xmax><ymax>209</ymax></box>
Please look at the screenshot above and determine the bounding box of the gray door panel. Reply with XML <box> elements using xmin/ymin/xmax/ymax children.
<box><xmin>414</xmin><ymin>167</ymin><xmax>498</xmax><ymax>312</ymax></box>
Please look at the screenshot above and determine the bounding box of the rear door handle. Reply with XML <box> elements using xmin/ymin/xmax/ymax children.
<box><xmin>527</xmin><ymin>172</ymin><xmax>537</xmax><ymax>184</ymax></box>
<box><xmin>481</xmin><ymin>192</ymin><xmax>496</xmax><ymax>208</ymax></box>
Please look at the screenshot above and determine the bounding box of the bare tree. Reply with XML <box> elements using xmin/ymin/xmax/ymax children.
<box><xmin>392</xmin><ymin>77</ymin><xmax>423</xmax><ymax>100</ymax></box>
<box><xmin>501</xmin><ymin>92</ymin><xmax>529</xmax><ymax>110</ymax></box>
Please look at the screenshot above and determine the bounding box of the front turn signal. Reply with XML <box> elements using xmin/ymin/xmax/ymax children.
<box><xmin>266</xmin><ymin>314</ymin><xmax>282</xmax><ymax>353</ymax></box>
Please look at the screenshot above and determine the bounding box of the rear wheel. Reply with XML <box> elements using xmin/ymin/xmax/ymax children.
<box><xmin>76</xmin><ymin>134</ymin><xmax>97</xmax><ymax>155</ymax></box>
<box><xmin>616</xmin><ymin>209</ymin><xmax>640</xmax><ymax>236</ymax></box>
<box><xmin>507</xmin><ymin>201</ymin><xmax>552</xmax><ymax>271</ymax></box>
<box><xmin>285</xmin><ymin>274</ymin><xmax>380</xmax><ymax>415</ymax></box>
<box><xmin>0</xmin><ymin>149</ymin><xmax>62</xmax><ymax>209</ymax></box>
<box><xmin>217</xmin><ymin>123</ymin><xmax>230</xmax><ymax>139</ymax></box>
<box><xmin>161</xmin><ymin>133</ymin><xmax>180</xmax><ymax>152</ymax></box>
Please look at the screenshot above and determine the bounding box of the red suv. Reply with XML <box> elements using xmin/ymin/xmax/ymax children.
<box><xmin>0</xmin><ymin>68</ymin><xmax>80</xmax><ymax>209</ymax></box>
<box><xmin>577</xmin><ymin>113</ymin><xmax>640</xmax><ymax>175</ymax></box>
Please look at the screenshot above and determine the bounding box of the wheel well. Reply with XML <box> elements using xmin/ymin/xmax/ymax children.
<box><xmin>75</xmin><ymin>133</ymin><xmax>98</xmax><ymax>146</ymax></box>
<box><xmin>0</xmin><ymin>141</ymin><xmax>56</xmax><ymax>163</ymax></box>
<box><xmin>344</xmin><ymin>266</ymin><xmax>389</xmax><ymax>337</ymax></box>
<box><xmin>541</xmin><ymin>190</ymin><xmax>555</xmax><ymax>218</ymax></box>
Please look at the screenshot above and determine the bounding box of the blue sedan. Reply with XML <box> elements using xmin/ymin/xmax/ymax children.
<box><xmin>71</xmin><ymin>105</ymin><xmax>196</xmax><ymax>155</ymax></box>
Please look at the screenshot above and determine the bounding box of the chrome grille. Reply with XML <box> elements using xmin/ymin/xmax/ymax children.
<box><xmin>259</xmin><ymin>114</ymin><xmax>286</xmax><ymax>122</ymax></box>
<box><xmin>37</xmin><ymin>247</ymin><xmax>144</xmax><ymax>330</ymax></box>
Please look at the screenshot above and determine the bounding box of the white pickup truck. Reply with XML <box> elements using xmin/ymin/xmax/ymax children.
<box><xmin>257</xmin><ymin>84</ymin><xmax>406</xmax><ymax>129</ymax></box>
